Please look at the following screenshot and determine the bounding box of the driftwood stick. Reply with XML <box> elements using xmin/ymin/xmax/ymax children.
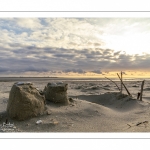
<box><xmin>137</xmin><ymin>92</ymin><xmax>140</xmax><ymax>100</ymax></box>
<box><xmin>140</xmin><ymin>80</ymin><xmax>145</xmax><ymax>101</ymax></box>
<box><xmin>105</xmin><ymin>77</ymin><xmax>120</xmax><ymax>91</ymax></box>
<box><xmin>121</xmin><ymin>71</ymin><xmax>123</xmax><ymax>94</ymax></box>
<box><xmin>136</xmin><ymin>121</ymin><xmax>148</xmax><ymax>126</ymax></box>
<box><xmin>127</xmin><ymin>124</ymin><xmax>131</xmax><ymax>128</ymax></box>
<box><xmin>117</xmin><ymin>73</ymin><xmax>132</xmax><ymax>97</ymax></box>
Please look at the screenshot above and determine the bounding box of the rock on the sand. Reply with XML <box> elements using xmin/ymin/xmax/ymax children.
<box><xmin>45</xmin><ymin>82</ymin><xmax>69</xmax><ymax>104</ymax></box>
<box><xmin>7</xmin><ymin>82</ymin><xmax>46</xmax><ymax>120</ymax></box>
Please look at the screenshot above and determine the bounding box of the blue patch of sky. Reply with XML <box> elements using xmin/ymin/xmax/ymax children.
<box><xmin>0</xmin><ymin>19</ymin><xmax>32</xmax><ymax>35</ymax></box>
<box><xmin>39</xmin><ymin>18</ymin><xmax>49</xmax><ymax>26</ymax></box>
<box><xmin>76</xmin><ymin>18</ymin><xmax>85</xmax><ymax>21</ymax></box>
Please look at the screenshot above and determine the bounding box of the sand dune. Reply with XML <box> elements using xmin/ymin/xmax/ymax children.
<box><xmin>75</xmin><ymin>93</ymin><xmax>141</xmax><ymax>111</ymax></box>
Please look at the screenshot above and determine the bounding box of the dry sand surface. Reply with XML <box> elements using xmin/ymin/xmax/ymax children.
<box><xmin>1</xmin><ymin>77</ymin><xmax>150</xmax><ymax>132</ymax></box>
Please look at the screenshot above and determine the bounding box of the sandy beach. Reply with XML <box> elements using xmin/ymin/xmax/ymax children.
<box><xmin>0</xmin><ymin>77</ymin><xmax>150</xmax><ymax>132</ymax></box>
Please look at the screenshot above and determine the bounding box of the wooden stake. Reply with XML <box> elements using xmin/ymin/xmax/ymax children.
<box><xmin>105</xmin><ymin>77</ymin><xmax>121</xmax><ymax>92</ymax></box>
<box><xmin>140</xmin><ymin>80</ymin><xmax>145</xmax><ymax>101</ymax></box>
<box><xmin>121</xmin><ymin>71</ymin><xmax>123</xmax><ymax>94</ymax></box>
<box><xmin>117</xmin><ymin>73</ymin><xmax>132</xmax><ymax>97</ymax></box>
<box><xmin>137</xmin><ymin>92</ymin><xmax>140</xmax><ymax>100</ymax></box>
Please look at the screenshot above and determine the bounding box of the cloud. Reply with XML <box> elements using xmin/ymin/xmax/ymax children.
<box><xmin>0</xmin><ymin>67</ymin><xmax>9</xmax><ymax>72</ymax></box>
<box><xmin>15</xmin><ymin>18</ymin><xmax>43</xmax><ymax>30</ymax></box>
<box><xmin>90</xmin><ymin>70</ymin><xmax>102</xmax><ymax>74</ymax></box>
<box><xmin>63</xmin><ymin>69</ymin><xmax>86</xmax><ymax>74</ymax></box>
<box><xmin>0</xmin><ymin>18</ymin><xmax>150</xmax><ymax>76</ymax></box>
<box><xmin>23</xmin><ymin>66</ymin><xmax>49</xmax><ymax>72</ymax></box>
<box><xmin>53</xmin><ymin>53</ymin><xmax>75</xmax><ymax>59</ymax></box>
<box><xmin>1</xmin><ymin>42</ymin><xmax>150</xmax><ymax>75</ymax></box>
<box><xmin>113</xmin><ymin>51</ymin><xmax>121</xmax><ymax>56</ymax></box>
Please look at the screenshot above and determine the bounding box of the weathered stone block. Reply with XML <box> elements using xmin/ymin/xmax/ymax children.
<box><xmin>7</xmin><ymin>82</ymin><xmax>46</xmax><ymax>120</ymax></box>
<box><xmin>45</xmin><ymin>82</ymin><xmax>69</xmax><ymax>104</ymax></box>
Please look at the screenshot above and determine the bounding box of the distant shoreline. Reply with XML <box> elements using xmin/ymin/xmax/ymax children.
<box><xmin>0</xmin><ymin>76</ymin><xmax>149</xmax><ymax>82</ymax></box>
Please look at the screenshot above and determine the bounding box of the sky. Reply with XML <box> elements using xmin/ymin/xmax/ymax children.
<box><xmin>0</xmin><ymin>18</ymin><xmax>150</xmax><ymax>78</ymax></box>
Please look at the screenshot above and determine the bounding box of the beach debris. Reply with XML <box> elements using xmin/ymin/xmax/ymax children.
<box><xmin>137</xmin><ymin>92</ymin><xmax>141</xmax><ymax>100</ymax></box>
<box><xmin>7</xmin><ymin>82</ymin><xmax>47</xmax><ymax>120</ymax></box>
<box><xmin>140</xmin><ymin>80</ymin><xmax>145</xmax><ymax>101</ymax></box>
<box><xmin>105</xmin><ymin>77</ymin><xmax>121</xmax><ymax>92</ymax></box>
<box><xmin>117</xmin><ymin>73</ymin><xmax>132</xmax><ymax>97</ymax></box>
<box><xmin>120</xmin><ymin>71</ymin><xmax>123</xmax><ymax>94</ymax></box>
<box><xmin>45</xmin><ymin>82</ymin><xmax>69</xmax><ymax>104</ymax></box>
<box><xmin>126</xmin><ymin>121</ymin><xmax>148</xmax><ymax>129</ymax></box>
<box><xmin>36</xmin><ymin>120</ymin><xmax>42</xmax><ymax>125</ymax></box>
<box><xmin>136</xmin><ymin>121</ymin><xmax>148</xmax><ymax>126</ymax></box>
<box><xmin>49</xmin><ymin>119</ymin><xmax>59</xmax><ymax>125</ymax></box>
<box><xmin>127</xmin><ymin>123</ymin><xmax>132</xmax><ymax>126</ymax></box>
<box><xmin>127</xmin><ymin>124</ymin><xmax>132</xmax><ymax>128</ymax></box>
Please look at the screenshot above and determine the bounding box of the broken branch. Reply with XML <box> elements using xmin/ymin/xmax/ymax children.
<box><xmin>105</xmin><ymin>77</ymin><xmax>121</xmax><ymax>91</ymax></box>
<box><xmin>117</xmin><ymin>73</ymin><xmax>132</xmax><ymax>97</ymax></box>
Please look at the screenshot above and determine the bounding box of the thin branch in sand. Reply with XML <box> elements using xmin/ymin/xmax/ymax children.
<box><xmin>105</xmin><ymin>77</ymin><xmax>120</xmax><ymax>91</ymax></box>
<box><xmin>117</xmin><ymin>73</ymin><xmax>132</xmax><ymax>97</ymax></box>
<box><xmin>136</xmin><ymin>121</ymin><xmax>148</xmax><ymax>126</ymax></box>
<box><xmin>121</xmin><ymin>71</ymin><xmax>123</xmax><ymax>94</ymax></box>
<box><xmin>127</xmin><ymin>124</ymin><xmax>131</xmax><ymax>128</ymax></box>
<box><xmin>140</xmin><ymin>80</ymin><xmax>145</xmax><ymax>101</ymax></box>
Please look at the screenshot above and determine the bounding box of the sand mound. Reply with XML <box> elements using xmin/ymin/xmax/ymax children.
<box><xmin>144</xmin><ymin>88</ymin><xmax>150</xmax><ymax>91</ymax></box>
<box><xmin>74</xmin><ymin>84</ymin><xmax>111</xmax><ymax>92</ymax></box>
<box><xmin>7</xmin><ymin>82</ymin><xmax>46</xmax><ymax>120</ymax></box>
<box><xmin>75</xmin><ymin>92</ymin><xmax>142</xmax><ymax>111</ymax></box>
<box><xmin>103</xmin><ymin>84</ymin><xmax>110</xmax><ymax>87</ymax></box>
<box><xmin>44</xmin><ymin>82</ymin><xmax>69</xmax><ymax>104</ymax></box>
<box><xmin>132</xmin><ymin>85</ymin><xmax>139</xmax><ymax>87</ymax></box>
<box><xmin>84</xmin><ymin>85</ymin><xmax>100</xmax><ymax>90</ymax></box>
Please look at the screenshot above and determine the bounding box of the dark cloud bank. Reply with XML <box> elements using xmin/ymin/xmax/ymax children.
<box><xmin>0</xmin><ymin>44</ymin><xmax>150</xmax><ymax>75</ymax></box>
